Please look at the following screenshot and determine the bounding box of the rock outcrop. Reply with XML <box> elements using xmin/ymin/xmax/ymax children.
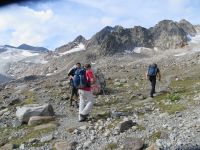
<box><xmin>178</xmin><ymin>19</ymin><xmax>197</xmax><ymax>36</ymax></box>
<box><xmin>55</xmin><ymin>35</ymin><xmax>86</xmax><ymax>53</ymax></box>
<box><xmin>56</xmin><ymin>19</ymin><xmax>196</xmax><ymax>56</ymax></box>
<box><xmin>16</xmin><ymin>104</ymin><xmax>55</xmax><ymax>123</ymax></box>
<box><xmin>150</xmin><ymin>20</ymin><xmax>188</xmax><ymax>49</ymax></box>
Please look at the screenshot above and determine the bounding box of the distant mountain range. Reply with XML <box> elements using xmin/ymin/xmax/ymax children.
<box><xmin>0</xmin><ymin>74</ymin><xmax>12</xmax><ymax>84</ymax></box>
<box><xmin>1</xmin><ymin>44</ymin><xmax>49</xmax><ymax>53</ymax></box>
<box><xmin>56</xmin><ymin>19</ymin><xmax>198</xmax><ymax>56</ymax></box>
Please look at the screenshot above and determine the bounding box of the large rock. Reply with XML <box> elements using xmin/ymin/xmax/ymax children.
<box><xmin>16</xmin><ymin>104</ymin><xmax>55</xmax><ymax>123</ymax></box>
<box><xmin>54</xmin><ymin>141</ymin><xmax>77</xmax><ymax>150</ymax></box>
<box><xmin>34</xmin><ymin>123</ymin><xmax>58</xmax><ymax>131</ymax></box>
<box><xmin>0</xmin><ymin>143</ymin><xmax>13</xmax><ymax>150</ymax></box>
<box><xmin>118</xmin><ymin>120</ymin><xmax>137</xmax><ymax>133</ymax></box>
<box><xmin>28</xmin><ymin>116</ymin><xmax>55</xmax><ymax>126</ymax></box>
<box><xmin>122</xmin><ymin>137</ymin><xmax>144</xmax><ymax>150</ymax></box>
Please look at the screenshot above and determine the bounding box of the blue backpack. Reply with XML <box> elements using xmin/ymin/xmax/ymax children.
<box><xmin>73</xmin><ymin>68</ymin><xmax>90</xmax><ymax>88</ymax></box>
<box><xmin>148</xmin><ymin>65</ymin><xmax>157</xmax><ymax>76</ymax></box>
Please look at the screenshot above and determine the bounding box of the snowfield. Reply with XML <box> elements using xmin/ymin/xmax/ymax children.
<box><xmin>0</xmin><ymin>47</ymin><xmax>47</xmax><ymax>74</ymax></box>
<box><xmin>59</xmin><ymin>43</ymin><xmax>85</xmax><ymax>56</ymax></box>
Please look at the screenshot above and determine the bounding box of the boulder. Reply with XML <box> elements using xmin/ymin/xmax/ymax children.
<box><xmin>0</xmin><ymin>108</ymin><xmax>8</xmax><ymax>116</ymax></box>
<box><xmin>122</xmin><ymin>137</ymin><xmax>144</xmax><ymax>150</ymax></box>
<box><xmin>34</xmin><ymin>123</ymin><xmax>58</xmax><ymax>131</ymax></box>
<box><xmin>28</xmin><ymin>116</ymin><xmax>55</xmax><ymax>126</ymax></box>
<box><xmin>16</xmin><ymin>104</ymin><xmax>55</xmax><ymax>123</ymax></box>
<box><xmin>54</xmin><ymin>141</ymin><xmax>77</xmax><ymax>150</ymax></box>
<box><xmin>118</xmin><ymin>120</ymin><xmax>137</xmax><ymax>133</ymax></box>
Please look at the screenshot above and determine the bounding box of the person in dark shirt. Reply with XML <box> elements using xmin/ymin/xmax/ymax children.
<box><xmin>146</xmin><ymin>63</ymin><xmax>161</xmax><ymax>98</ymax></box>
<box><xmin>68</xmin><ymin>62</ymin><xmax>81</xmax><ymax>107</ymax></box>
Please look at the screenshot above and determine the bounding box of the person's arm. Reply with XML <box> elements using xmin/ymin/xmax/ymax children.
<box><xmin>157</xmin><ymin>70</ymin><xmax>161</xmax><ymax>81</ymax></box>
<box><xmin>68</xmin><ymin>69</ymin><xmax>74</xmax><ymax>79</ymax></box>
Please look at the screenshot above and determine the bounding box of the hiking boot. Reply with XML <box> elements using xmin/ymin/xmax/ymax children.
<box><xmin>79</xmin><ymin>114</ymin><xmax>89</xmax><ymax>122</ymax></box>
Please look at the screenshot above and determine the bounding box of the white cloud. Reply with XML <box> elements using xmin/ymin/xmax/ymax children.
<box><xmin>0</xmin><ymin>4</ymin><xmax>53</xmax><ymax>47</ymax></box>
<box><xmin>0</xmin><ymin>0</ymin><xmax>200</xmax><ymax>50</ymax></box>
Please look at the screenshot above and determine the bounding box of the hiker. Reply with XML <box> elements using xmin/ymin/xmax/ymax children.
<box><xmin>146</xmin><ymin>63</ymin><xmax>161</xmax><ymax>98</ymax></box>
<box><xmin>68</xmin><ymin>62</ymin><xmax>81</xmax><ymax>107</ymax></box>
<box><xmin>77</xmin><ymin>64</ymin><xmax>95</xmax><ymax>122</ymax></box>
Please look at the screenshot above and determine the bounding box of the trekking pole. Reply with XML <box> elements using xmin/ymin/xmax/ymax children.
<box><xmin>101</xmin><ymin>87</ymin><xmax>110</xmax><ymax>102</ymax></box>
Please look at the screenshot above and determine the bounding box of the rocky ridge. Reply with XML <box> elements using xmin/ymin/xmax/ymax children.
<box><xmin>56</xmin><ymin>19</ymin><xmax>197</xmax><ymax>56</ymax></box>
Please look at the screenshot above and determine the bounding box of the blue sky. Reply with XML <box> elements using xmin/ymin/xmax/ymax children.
<box><xmin>0</xmin><ymin>0</ymin><xmax>200</xmax><ymax>50</ymax></box>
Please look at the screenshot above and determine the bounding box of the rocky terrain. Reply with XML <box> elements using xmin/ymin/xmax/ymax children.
<box><xmin>0</xmin><ymin>19</ymin><xmax>200</xmax><ymax>150</ymax></box>
<box><xmin>55</xmin><ymin>19</ymin><xmax>194</xmax><ymax>56</ymax></box>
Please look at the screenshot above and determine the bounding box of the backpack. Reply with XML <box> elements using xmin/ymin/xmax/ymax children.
<box><xmin>91</xmin><ymin>66</ymin><xmax>106</xmax><ymax>95</ymax></box>
<box><xmin>147</xmin><ymin>64</ymin><xmax>157</xmax><ymax>76</ymax></box>
<box><xmin>73</xmin><ymin>68</ymin><xmax>90</xmax><ymax>88</ymax></box>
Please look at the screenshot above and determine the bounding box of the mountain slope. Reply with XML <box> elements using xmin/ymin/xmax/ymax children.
<box><xmin>56</xmin><ymin>19</ymin><xmax>197</xmax><ymax>56</ymax></box>
<box><xmin>17</xmin><ymin>44</ymin><xmax>49</xmax><ymax>52</ymax></box>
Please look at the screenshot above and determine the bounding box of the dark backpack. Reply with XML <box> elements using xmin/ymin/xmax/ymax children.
<box><xmin>73</xmin><ymin>68</ymin><xmax>90</xmax><ymax>88</ymax></box>
<box><xmin>148</xmin><ymin>65</ymin><xmax>157</xmax><ymax>76</ymax></box>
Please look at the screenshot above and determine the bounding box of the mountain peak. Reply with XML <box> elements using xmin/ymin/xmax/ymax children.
<box><xmin>18</xmin><ymin>44</ymin><xmax>49</xmax><ymax>52</ymax></box>
<box><xmin>178</xmin><ymin>19</ymin><xmax>197</xmax><ymax>36</ymax></box>
<box><xmin>73</xmin><ymin>35</ymin><xmax>86</xmax><ymax>43</ymax></box>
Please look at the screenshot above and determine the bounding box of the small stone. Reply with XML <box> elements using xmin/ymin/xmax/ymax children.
<box><xmin>90</xmin><ymin>135</ymin><xmax>96</xmax><ymax>141</ymax></box>
<box><xmin>79</xmin><ymin>125</ymin><xmax>87</xmax><ymax>130</ymax></box>
<box><xmin>83</xmin><ymin>140</ymin><xmax>92</xmax><ymax>149</ymax></box>
<box><xmin>146</xmin><ymin>144</ymin><xmax>159</xmax><ymax>150</ymax></box>
<box><xmin>120</xmin><ymin>79</ymin><xmax>127</xmax><ymax>83</ymax></box>
<box><xmin>0</xmin><ymin>108</ymin><xmax>8</xmax><ymax>116</ymax></box>
<box><xmin>159</xmin><ymin>113</ymin><xmax>168</xmax><ymax>118</ymax></box>
<box><xmin>162</xmin><ymin>124</ymin><xmax>168</xmax><ymax>128</ymax></box>
<box><xmin>40</xmin><ymin>134</ymin><xmax>53</xmax><ymax>143</ymax></box>
<box><xmin>132</xmin><ymin>126</ymin><xmax>137</xmax><ymax>131</ymax></box>
<box><xmin>167</xmin><ymin>126</ymin><xmax>173</xmax><ymax>130</ymax></box>
<box><xmin>73</xmin><ymin>129</ymin><xmax>81</xmax><ymax>135</ymax></box>
<box><xmin>155</xmin><ymin>139</ymin><xmax>162</xmax><ymax>147</ymax></box>
<box><xmin>29</xmin><ymin>138</ymin><xmax>39</xmax><ymax>143</ymax></box>
<box><xmin>104</xmin><ymin>130</ymin><xmax>111</xmax><ymax>137</ymax></box>
<box><xmin>19</xmin><ymin>144</ymin><xmax>25</xmax><ymax>149</ymax></box>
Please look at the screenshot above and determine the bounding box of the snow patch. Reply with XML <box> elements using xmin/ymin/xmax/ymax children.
<box><xmin>59</xmin><ymin>43</ymin><xmax>85</xmax><ymax>56</ymax></box>
<box><xmin>174</xmin><ymin>52</ymin><xmax>187</xmax><ymax>57</ymax></box>
<box><xmin>190</xmin><ymin>34</ymin><xmax>200</xmax><ymax>43</ymax></box>
<box><xmin>134</xmin><ymin>47</ymin><xmax>142</xmax><ymax>53</ymax></box>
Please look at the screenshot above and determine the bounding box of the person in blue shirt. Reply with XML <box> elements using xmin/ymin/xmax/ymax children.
<box><xmin>68</xmin><ymin>62</ymin><xmax>81</xmax><ymax>107</ymax></box>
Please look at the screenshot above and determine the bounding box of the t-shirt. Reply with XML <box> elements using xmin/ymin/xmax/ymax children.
<box><xmin>81</xmin><ymin>69</ymin><xmax>95</xmax><ymax>91</ymax></box>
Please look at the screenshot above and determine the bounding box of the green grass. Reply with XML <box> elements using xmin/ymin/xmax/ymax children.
<box><xmin>21</xmin><ymin>91</ymin><xmax>37</xmax><ymax>105</ymax></box>
<box><xmin>149</xmin><ymin>131</ymin><xmax>161</xmax><ymax>142</ymax></box>
<box><xmin>103</xmin><ymin>143</ymin><xmax>118</xmax><ymax>150</ymax></box>
<box><xmin>168</xmin><ymin>93</ymin><xmax>181</xmax><ymax>102</ymax></box>
<box><xmin>154</xmin><ymin>93</ymin><xmax>185</xmax><ymax>114</ymax></box>
<box><xmin>137</xmin><ymin>125</ymin><xmax>146</xmax><ymax>131</ymax></box>
<box><xmin>159</xmin><ymin>103</ymin><xmax>185</xmax><ymax>114</ymax></box>
<box><xmin>10</xmin><ymin>125</ymin><xmax>55</xmax><ymax>146</ymax></box>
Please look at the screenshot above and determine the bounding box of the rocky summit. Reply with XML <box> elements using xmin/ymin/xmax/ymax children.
<box><xmin>56</xmin><ymin>19</ymin><xmax>197</xmax><ymax>56</ymax></box>
<box><xmin>0</xmin><ymin>19</ymin><xmax>200</xmax><ymax>150</ymax></box>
